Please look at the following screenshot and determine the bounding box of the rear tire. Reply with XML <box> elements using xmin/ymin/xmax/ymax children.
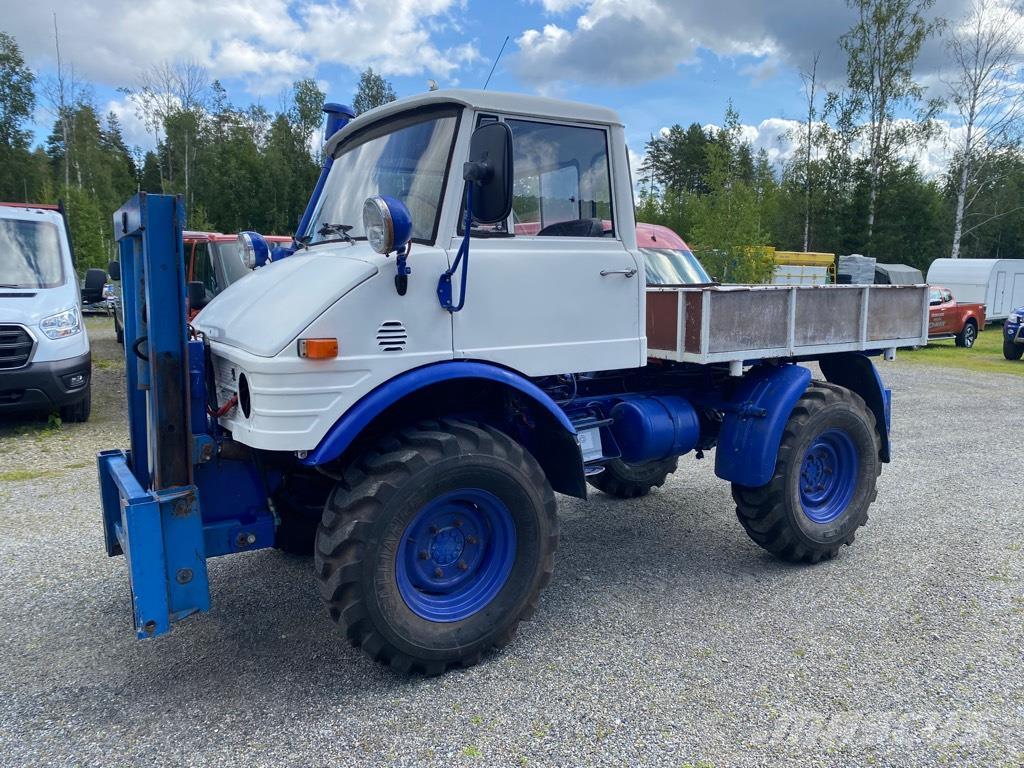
<box><xmin>955</xmin><ymin>320</ymin><xmax>977</xmax><ymax>348</ymax></box>
<box><xmin>732</xmin><ymin>383</ymin><xmax>880</xmax><ymax>564</ymax></box>
<box><xmin>314</xmin><ymin>419</ymin><xmax>558</xmax><ymax>674</ymax></box>
<box><xmin>114</xmin><ymin>312</ymin><xmax>124</xmax><ymax>345</ymax></box>
<box><xmin>1004</xmin><ymin>338</ymin><xmax>1024</xmax><ymax>360</ymax></box>
<box><xmin>587</xmin><ymin>456</ymin><xmax>678</xmax><ymax>498</ymax></box>
<box><xmin>58</xmin><ymin>385</ymin><xmax>91</xmax><ymax>423</ymax></box>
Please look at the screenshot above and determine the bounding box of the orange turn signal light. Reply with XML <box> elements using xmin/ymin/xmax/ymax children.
<box><xmin>297</xmin><ymin>338</ymin><xmax>338</xmax><ymax>359</ymax></box>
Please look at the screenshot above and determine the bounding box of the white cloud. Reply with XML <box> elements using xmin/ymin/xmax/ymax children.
<box><xmin>105</xmin><ymin>97</ymin><xmax>156</xmax><ymax>150</ymax></box>
<box><xmin>514</xmin><ymin>0</ymin><xmax>970</xmax><ymax>88</ymax></box>
<box><xmin>0</xmin><ymin>0</ymin><xmax>480</xmax><ymax>95</ymax></box>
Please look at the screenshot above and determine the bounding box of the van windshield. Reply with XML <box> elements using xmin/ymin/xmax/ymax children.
<box><xmin>0</xmin><ymin>219</ymin><xmax>65</xmax><ymax>289</ymax></box>
<box><xmin>308</xmin><ymin>109</ymin><xmax>459</xmax><ymax>245</ymax></box>
<box><xmin>642</xmin><ymin>247</ymin><xmax>712</xmax><ymax>285</ymax></box>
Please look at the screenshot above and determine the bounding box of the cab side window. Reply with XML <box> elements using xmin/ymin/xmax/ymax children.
<box><xmin>942</xmin><ymin>289</ymin><xmax>953</xmax><ymax>304</ymax></box>
<box><xmin>507</xmin><ymin>119</ymin><xmax>613</xmax><ymax>237</ymax></box>
<box><xmin>191</xmin><ymin>243</ymin><xmax>218</xmax><ymax>300</ymax></box>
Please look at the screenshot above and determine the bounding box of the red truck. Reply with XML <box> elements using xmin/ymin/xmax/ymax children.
<box><xmin>928</xmin><ymin>286</ymin><xmax>985</xmax><ymax>347</ymax></box>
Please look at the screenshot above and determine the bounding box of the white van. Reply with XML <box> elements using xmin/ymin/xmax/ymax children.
<box><xmin>0</xmin><ymin>203</ymin><xmax>92</xmax><ymax>422</ymax></box>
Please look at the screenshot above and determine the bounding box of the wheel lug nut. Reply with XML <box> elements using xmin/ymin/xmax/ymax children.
<box><xmin>419</xmin><ymin>550</ymin><xmax>430</xmax><ymax>560</ymax></box>
<box><xmin>434</xmin><ymin>567</ymin><xmax>444</xmax><ymax>578</ymax></box>
<box><xmin>458</xmin><ymin>561</ymin><xmax>468</xmax><ymax>571</ymax></box>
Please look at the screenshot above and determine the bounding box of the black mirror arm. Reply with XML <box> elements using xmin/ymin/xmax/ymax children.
<box><xmin>437</xmin><ymin>182</ymin><xmax>475</xmax><ymax>312</ymax></box>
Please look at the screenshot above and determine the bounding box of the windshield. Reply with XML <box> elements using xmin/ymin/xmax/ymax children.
<box><xmin>211</xmin><ymin>241</ymin><xmax>252</xmax><ymax>286</ymax></box>
<box><xmin>308</xmin><ymin>109</ymin><xmax>459</xmax><ymax>246</ymax></box>
<box><xmin>642</xmin><ymin>247</ymin><xmax>711</xmax><ymax>285</ymax></box>
<box><xmin>0</xmin><ymin>219</ymin><xmax>65</xmax><ymax>289</ymax></box>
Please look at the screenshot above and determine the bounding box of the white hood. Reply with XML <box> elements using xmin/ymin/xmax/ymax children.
<box><xmin>193</xmin><ymin>248</ymin><xmax>377</xmax><ymax>357</ymax></box>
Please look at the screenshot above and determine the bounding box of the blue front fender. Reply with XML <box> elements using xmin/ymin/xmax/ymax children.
<box><xmin>302</xmin><ymin>361</ymin><xmax>577</xmax><ymax>467</ymax></box>
<box><xmin>715</xmin><ymin>364</ymin><xmax>812</xmax><ymax>487</ymax></box>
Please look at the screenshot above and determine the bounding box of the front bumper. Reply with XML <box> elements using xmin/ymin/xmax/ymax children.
<box><xmin>1005</xmin><ymin>321</ymin><xmax>1023</xmax><ymax>344</ymax></box>
<box><xmin>0</xmin><ymin>351</ymin><xmax>91</xmax><ymax>414</ymax></box>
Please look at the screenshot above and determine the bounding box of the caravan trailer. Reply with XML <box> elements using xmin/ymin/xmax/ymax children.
<box><xmin>926</xmin><ymin>258</ymin><xmax>1024</xmax><ymax>322</ymax></box>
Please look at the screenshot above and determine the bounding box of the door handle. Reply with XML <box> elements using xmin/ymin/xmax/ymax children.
<box><xmin>600</xmin><ymin>268</ymin><xmax>637</xmax><ymax>278</ymax></box>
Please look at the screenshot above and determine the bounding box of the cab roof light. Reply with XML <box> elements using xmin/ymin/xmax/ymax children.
<box><xmin>297</xmin><ymin>338</ymin><xmax>338</xmax><ymax>359</ymax></box>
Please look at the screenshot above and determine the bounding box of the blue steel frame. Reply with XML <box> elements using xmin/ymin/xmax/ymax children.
<box><xmin>99</xmin><ymin>194</ymin><xmax>279</xmax><ymax>640</ymax></box>
<box><xmin>98</xmin><ymin>193</ymin><xmax>210</xmax><ymax>638</ymax></box>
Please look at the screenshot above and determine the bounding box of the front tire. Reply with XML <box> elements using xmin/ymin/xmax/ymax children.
<box><xmin>1004</xmin><ymin>337</ymin><xmax>1024</xmax><ymax>360</ymax></box>
<box><xmin>58</xmin><ymin>385</ymin><xmax>91</xmax><ymax>423</ymax></box>
<box><xmin>314</xmin><ymin>420</ymin><xmax>558</xmax><ymax>674</ymax></box>
<box><xmin>588</xmin><ymin>456</ymin><xmax>678</xmax><ymax>498</ymax></box>
<box><xmin>732</xmin><ymin>383</ymin><xmax>880</xmax><ymax>563</ymax></box>
<box><xmin>955</xmin><ymin>320</ymin><xmax>977</xmax><ymax>348</ymax></box>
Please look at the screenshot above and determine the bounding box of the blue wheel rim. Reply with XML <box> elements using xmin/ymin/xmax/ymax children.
<box><xmin>396</xmin><ymin>489</ymin><xmax>516</xmax><ymax>622</ymax></box>
<box><xmin>799</xmin><ymin>429</ymin><xmax>859</xmax><ymax>524</ymax></box>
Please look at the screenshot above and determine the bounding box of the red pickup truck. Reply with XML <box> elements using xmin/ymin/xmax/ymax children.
<box><xmin>928</xmin><ymin>286</ymin><xmax>985</xmax><ymax>348</ymax></box>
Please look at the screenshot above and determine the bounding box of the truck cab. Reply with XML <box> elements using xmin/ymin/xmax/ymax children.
<box><xmin>0</xmin><ymin>203</ymin><xmax>91</xmax><ymax>422</ymax></box>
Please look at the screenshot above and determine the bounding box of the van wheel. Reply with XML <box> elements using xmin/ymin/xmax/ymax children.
<box><xmin>314</xmin><ymin>420</ymin><xmax>558</xmax><ymax>674</ymax></box>
<box><xmin>59</xmin><ymin>386</ymin><xmax>91</xmax><ymax>423</ymax></box>
<box><xmin>1004</xmin><ymin>338</ymin><xmax>1024</xmax><ymax>360</ymax></box>
<box><xmin>114</xmin><ymin>312</ymin><xmax>124</xmax><ymax>345</ymax></box>
<box><xmin>955</xmin><ymin>320</ymin><xmax>977</xmax><ymax>348</ymax></box>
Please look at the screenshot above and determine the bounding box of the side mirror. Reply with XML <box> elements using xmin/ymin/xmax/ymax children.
<box><xmin>187</xmin><ymin>281</ymin><xmax>209</xmax><ymax>311</ymax></box>
<box><xmin>107</xmin><ymin>260</ymin><xmax>121</xmax><ymax>281</ymax></box>
<box><xmin>81</xmin><ymin>268</ymin><xmax>107</xmax><ymax>305</ymax></box>
<box><xmin>464</xmin><ymin>122</ymin><xmax>513</xmax><ymax>224</ymax></box>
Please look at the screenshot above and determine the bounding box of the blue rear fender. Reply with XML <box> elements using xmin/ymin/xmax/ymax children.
<box><xmin>302</xmin><ymin>361</ymin><xmax>587</xmax><ymax>497</ymax></box>
<box><xmin>715</xmin><ymin>355</ymin><xmax>892</xmax><ymax>489</ymax></box>
<box><xmin>818</xmin><ymin>353</ymin><xmax>892</xmax><ymax>462</ymax></box>
<box><xmin>715</xmin><ymin>364</ymin><xmax>812</xmax><ymax>487</ymax></box>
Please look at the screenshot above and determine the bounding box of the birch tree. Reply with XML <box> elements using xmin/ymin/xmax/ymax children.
<box><xmin>946</xmin><ymin>0</ymin><xmax>1024</xmax><ymax>258</ymax></box>
<box><xmin>840</xmin><ymin>0</ymin><xmax>944</xmax><ymax>251</ymax></box>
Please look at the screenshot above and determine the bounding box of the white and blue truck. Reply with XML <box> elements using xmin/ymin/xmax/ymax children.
<box><xmin>98</xmin><ymin>90</ymin><xmax>929</xmax><ymax>674</ymax></box>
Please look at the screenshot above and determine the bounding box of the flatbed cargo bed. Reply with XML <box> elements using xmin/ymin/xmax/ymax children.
<box><xmin>646</xmin><ymin>284</ymin><xmax>929</xmax><ymax>365</ymax></box>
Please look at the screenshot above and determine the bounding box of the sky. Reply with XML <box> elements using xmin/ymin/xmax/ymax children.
<box><xmin>0</xmin><ymin>0</ymin><xmax>981</xmax><ymax>176</ymax></box>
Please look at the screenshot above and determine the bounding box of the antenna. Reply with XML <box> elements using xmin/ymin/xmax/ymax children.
<box><xmin>482</xmin><ymin>35</ymin><xmax>510</xmax><ymax>90</ymax></box>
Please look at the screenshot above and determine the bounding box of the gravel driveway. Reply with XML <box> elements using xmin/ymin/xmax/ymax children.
<box><xmin>1</xmin><ymin>320</ymin><xmax>1021</xmax><ymax>767</ymax></box>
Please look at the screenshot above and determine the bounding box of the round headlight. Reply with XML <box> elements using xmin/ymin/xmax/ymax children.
<box><xmin>238</xmin><ymin>231</ymin><xmax>270</xmax><ymax>269</ymax></box>
<box><xmin>362</xmin><ymin>196</ymin><xmax>413</xmax><ymax>255</ymax></box>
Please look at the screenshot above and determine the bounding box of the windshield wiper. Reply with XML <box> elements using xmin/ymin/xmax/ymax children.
<box><xmin>315</xmin><ymin>222</ymin><xmax>355</xmax><ymax>244</ymax></box>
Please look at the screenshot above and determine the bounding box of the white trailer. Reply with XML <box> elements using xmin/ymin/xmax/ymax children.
<box><xmin>926</xmin><ymin>258</ymin><xmax>1024</xmax><ymax>321</ymax></box>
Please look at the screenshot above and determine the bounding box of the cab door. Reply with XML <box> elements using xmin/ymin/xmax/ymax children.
<box><xmin>450</xmin><ymin>116</ymin><xmax>642</xmax><ymax>376</ymax></box>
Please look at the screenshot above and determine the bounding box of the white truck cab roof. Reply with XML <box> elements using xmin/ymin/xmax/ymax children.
<box><xmin>325</xmin><ymin>89</ymin><xmax>623</xmax><ymax>155</ymax></box>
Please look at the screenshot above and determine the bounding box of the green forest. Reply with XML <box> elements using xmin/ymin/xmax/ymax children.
<box><xmin>2</xmin><ymin>0</ymin><xmax>1024</xmax><ymax>280</ymax></box>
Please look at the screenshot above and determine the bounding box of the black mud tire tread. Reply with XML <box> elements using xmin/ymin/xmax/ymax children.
<box><xmin>314</xmin><ymin>419</ymin><xmax>558</xmax><ymax>675</ymax></box>
<box><xmin>732</xmin><ymin>382</ymin><xmax>881</xmax><ymax>564</ymax></box>
<box><xmin>58</xmin><ymin>385</ymin><xmax>91</xmax><ymax>423</ymax></box>
<box><xmin>587</xmin><ymin>456</ymin><xmax>679</xmax><ymax>499</ymax></box>
<box><xmin>955</xmin><ymin>319</ymin><xmax>977</xmax><ymax>348</ymax></box>
<box><xmin>1004</xmin><ymin>337</ymin><xmax>1024</xmax><ymax>360</ymax></box>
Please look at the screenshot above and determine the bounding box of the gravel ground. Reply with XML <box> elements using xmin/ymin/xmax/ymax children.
<box><xmin>1</xmin><ymin>319</ymin><xmax>1022</xmax><ymax>767</ymax></box>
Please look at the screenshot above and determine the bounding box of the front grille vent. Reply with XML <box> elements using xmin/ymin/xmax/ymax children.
<box><xmin>0</xmin><ymin>325</ymin><xmax>33</xmax><ymax>369</ymax></box>
<box><xmin>376</xmin><ymin>321</ymin><xmax>407</xmax><ymax>352</ymax></box>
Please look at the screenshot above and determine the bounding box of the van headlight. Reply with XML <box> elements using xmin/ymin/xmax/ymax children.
<box><xmin>40</xmin><ymin>307</ymin><xmax>82</xmax><ymax>339</ymax></box>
